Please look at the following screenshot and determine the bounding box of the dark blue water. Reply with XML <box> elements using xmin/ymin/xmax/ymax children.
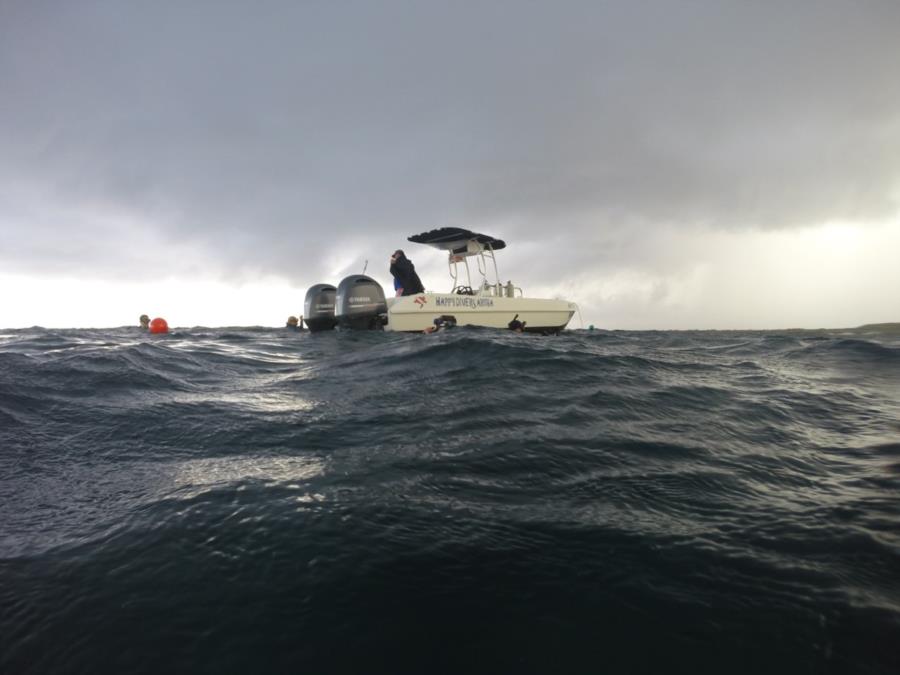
<box><xmin>1</xmin><ymin>325</ymin><xmax>899</xmax><ymax>674</ymax></box>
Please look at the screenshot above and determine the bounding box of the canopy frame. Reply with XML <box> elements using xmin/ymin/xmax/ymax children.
<box><xmin>409</xmin><ymin>228</ymin><xmax>505</xmax><ymax>294</ymax></box>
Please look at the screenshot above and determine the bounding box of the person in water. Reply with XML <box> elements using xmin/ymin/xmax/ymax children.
<box><xmin>390</xmin><ymin>250</ymin><xmax>425</xmax><ymax>296</ymax></box>
<box><xmin>508</xmin><ymin>314</ymin><xmax>526</xmax><ymax>333</ymax></box>
<box><xmin>139</xmin><ymin>314</ymin><xmax>150</xmax><ymax>330</ymax></box>
<box><xmin>286</xmin><ymin>316</ymin><xmax>304</xmax><ymax>331</ymax></box>
<box><xmin>423</xmin><ymin>315</ymin><xmax>456</xmax><ymax>334</ymax></box>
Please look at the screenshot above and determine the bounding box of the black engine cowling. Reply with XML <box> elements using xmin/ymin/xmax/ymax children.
<box><xmin>335</xmin><ymin>275</ymin><xmax>387</xmax><ymax>330</ymax></box>
<box><xmin>303</xmin><ymin>283</ymin><xmax>337</xmax><ymax>332</ymax></box>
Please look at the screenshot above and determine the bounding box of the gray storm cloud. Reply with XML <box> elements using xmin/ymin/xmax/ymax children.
<box><xmin>1</xmin><ymin>0</ymin><xmax>899</xmax><ymax>286</ymax></box>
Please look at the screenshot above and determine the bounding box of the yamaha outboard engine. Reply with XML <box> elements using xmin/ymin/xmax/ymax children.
<box><xmin>304</xmin><ymin>283</ymin><xmax>337</xmax><ymax>332</ymax></box>
<box><xmin>335</xmin><ymin>275</ymin><xmax>387</xmax><ymax>330</ymax></box>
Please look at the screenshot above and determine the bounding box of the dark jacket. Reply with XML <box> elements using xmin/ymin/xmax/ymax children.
<box><xmin>390</xmin><ymin>254</ymin><xmax>425</xmax><ymax>295</ymax></box>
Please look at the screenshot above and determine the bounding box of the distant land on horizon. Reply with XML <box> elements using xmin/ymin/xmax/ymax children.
<box><xmin>602</xmin><ymin>323</ymin><xmax>900</xmax><ymax>335</ymax></box>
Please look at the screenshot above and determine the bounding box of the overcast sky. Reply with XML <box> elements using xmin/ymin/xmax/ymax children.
<box><xmin>1</xmin><ymin>0</ymin><xmax>899</xmax><ymax>329</ymax></box>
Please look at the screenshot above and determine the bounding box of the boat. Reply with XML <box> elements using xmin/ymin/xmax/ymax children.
<box><xmin>385</xmin><ymin>228</ymin><xmax>576</xmax><ymax>333</ymax></box>
<box><xmin>304</xmin><ymin>228</ymin><xmax>577</xmax><ymax>333</ymax></box>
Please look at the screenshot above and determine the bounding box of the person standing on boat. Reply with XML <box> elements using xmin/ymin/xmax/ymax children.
<box><xmin>390</xmin><ymin>250</ymin><xmax>424</xmax><ymax>296</ymax></box>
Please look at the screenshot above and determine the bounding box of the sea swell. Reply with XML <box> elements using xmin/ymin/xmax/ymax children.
<box><xmin>1</xmin><ymin>326</ymin><xmax>899</xmax><ymax>673</ymax></box>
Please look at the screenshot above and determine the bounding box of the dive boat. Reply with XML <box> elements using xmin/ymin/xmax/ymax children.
<box><xmin>386</xmin><ymin>228</ymin><xmax>576</xmax><ymax>333</ymax></box>
<box><xmin>304</xmin><ymin>228</ymin><xmax>577</xmax><ymax>333</ymax></box>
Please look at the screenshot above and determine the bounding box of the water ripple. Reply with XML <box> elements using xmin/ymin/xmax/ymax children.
<box><xmin>1</xmin><ymin>325</ymin><xmax>899</xmax><ymax>673</ymax></box>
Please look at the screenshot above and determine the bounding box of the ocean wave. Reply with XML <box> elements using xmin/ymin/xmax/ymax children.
<box><xmin>2</xmin><ymin>326</ymin><xmax>899</xmax><ymax>673</ymax></box>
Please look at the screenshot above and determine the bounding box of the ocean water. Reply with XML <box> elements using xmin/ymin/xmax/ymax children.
<box><xmin>1</xmin><ymin>325</ymin><xmax>898</xmax><ymax>674</ymax></box>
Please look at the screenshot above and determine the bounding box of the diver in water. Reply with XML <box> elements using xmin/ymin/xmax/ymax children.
<box><xmin>508</xmin><ymin>314</ymin><xmax>526</xmax><ymax>333</ymax></box>
<box><xmin>390</xmin><ymin>250</ymin><xmax>425</xmax><ymax>296</ymax></box>
<box><xmin>423</xmin><ymin>315</ymin><xmax>457</xmax><ymax>334</ymax></box>
<box><xmin>286</xmin><ymin>316</ymin><xmax>305</xmax><ymax>331</ymax></box>
<box><xmin>139</xmin><ymin>314</ymin><xmax>150</xmax><ymax>330</ymax></box>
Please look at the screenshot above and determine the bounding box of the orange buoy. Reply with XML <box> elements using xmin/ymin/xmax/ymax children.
<box><xmin>149</xmin><ymin>317</ymin><xmax>169</xmax><ymax>334</ymax></box>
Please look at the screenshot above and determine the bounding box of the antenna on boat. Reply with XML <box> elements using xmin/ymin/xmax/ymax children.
<box><xmin>362</xmin><ymin>259</ymin><xmax>368</xmax><ymax>275</ymax></box>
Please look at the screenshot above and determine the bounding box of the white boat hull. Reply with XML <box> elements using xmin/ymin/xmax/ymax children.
<box><xmin>386</xmin><ymin>293</ymin><xmax>576</xmax><ymax>332</ymax></box>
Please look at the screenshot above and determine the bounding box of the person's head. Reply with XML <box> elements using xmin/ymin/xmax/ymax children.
<box><xmin>286</xmin><ymin>315</ymin><xmax>299</xmax><ymax>327</ymax></box>
<box><xmin>139</xmin><ymin>314</ymin><xmax>150</xmax><ymax>328</ymax></box>
<box><xmin>391</xmin><ymin>249</ymin><xmax>405</xmax><ymax>263</ymax></box>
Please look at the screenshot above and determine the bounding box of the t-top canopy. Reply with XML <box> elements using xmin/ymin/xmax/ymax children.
<box><xmin>408</xmin><ymin>227</ymin><xmax>507</xmax><ymax>255</ymax></box>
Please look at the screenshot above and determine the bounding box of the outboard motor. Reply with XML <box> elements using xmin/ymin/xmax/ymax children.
<box><xmin>335</xmin><ymin>275</ymin><xmax>387</xmax><ymax>330</ymax></box>
<box><xmin>304</xmin><ymin>283</ymin><xmax>337</xmax><ymax>332</ymax></box>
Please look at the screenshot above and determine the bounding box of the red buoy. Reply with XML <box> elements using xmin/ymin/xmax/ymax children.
<box><xmin>149</xmin><ymin>317</ymin><xmax>169</xmax><ymax>334</ymax></box>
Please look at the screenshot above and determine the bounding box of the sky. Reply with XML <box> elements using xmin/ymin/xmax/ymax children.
<box><xmin>1</xmin><ymin>0</ymin><xmax>899</xmax><ymax>329</ymax></box>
